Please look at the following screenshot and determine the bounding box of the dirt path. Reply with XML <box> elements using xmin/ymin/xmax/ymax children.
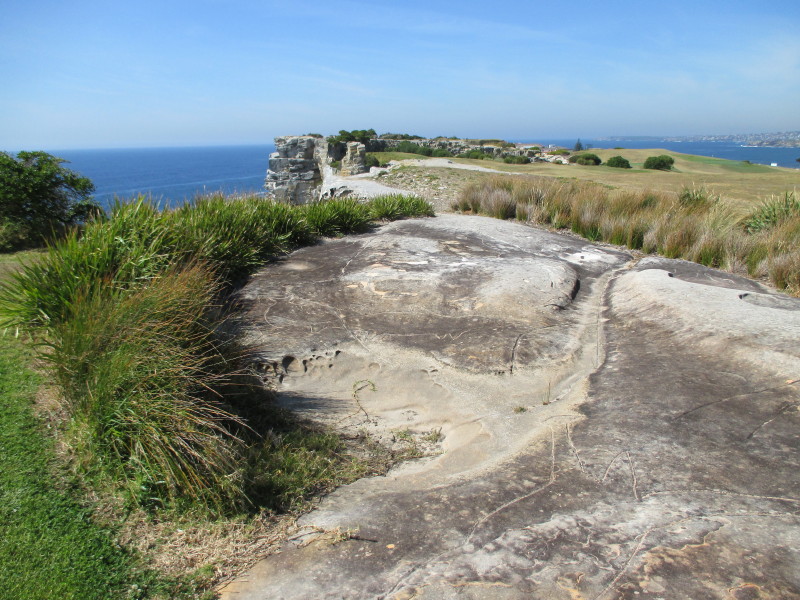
<box><xmin>222</xmin><ymin>215</ymin><xmax>800</xmax><ymax>599</ymax></box>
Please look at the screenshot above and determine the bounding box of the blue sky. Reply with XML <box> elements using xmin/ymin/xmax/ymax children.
<box><xmin>1</xmin><ymin>0</ymin><xmax>798</xmax><ymax>149</ymax></box>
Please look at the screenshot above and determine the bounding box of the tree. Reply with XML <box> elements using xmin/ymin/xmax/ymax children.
<box><xmin>606</xmin><ymin>155</ymin><xmax>632</xmax><ymax>169</ymax></box>
<box><xmin>0</xmin><ymin>151</ymin><xmax>99</xmax><ymax>249</ymax></box>
<box><xmin>643</xmin><ymin>155</ymin><xmax>675</xmax><ymax>170</ymax></box>
<box><xmin>796</xmin><ymin>157</ymin><xmax>800</xmax><ymax>164</ymax></box>
<box><xmin>573</xmin><ymin>139</ymin><xmax>584</xmax><ymax>151</ymax></box>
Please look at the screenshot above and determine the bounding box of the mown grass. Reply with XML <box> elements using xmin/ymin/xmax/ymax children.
<box><xmin>455</xmin><ymin>175</ymin><xmax>800</xmax><ymax>295</ymax></box>
<box><xmin>368</xmin><ymin>151</ymin><xmax>430</xmax><ymax>163</ymax></box>
<box><xmin>0</xmin><ymin>335</ymin><xmax>143</xmax><ymax>600</ymax></box>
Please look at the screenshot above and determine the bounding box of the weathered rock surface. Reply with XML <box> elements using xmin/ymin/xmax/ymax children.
<box><xmin>224</xmin><ymin>215</ymin><xmax>800</xmax><ymax>599</ymax></box>
<box><xmin>340</xmin><ymin>141</ymin><xmax>368</xmax><ymax>176</ymax></box>
<box><xmin>265</xmin><ymin>135</ymin><xmax>325</xmax><ymax>203</ymax></box>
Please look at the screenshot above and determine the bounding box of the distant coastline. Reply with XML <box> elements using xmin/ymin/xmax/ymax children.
<box><xmin>598</xmin><ymin>131</ymin><xmax>800</xmax><ymax>148</ymax></box>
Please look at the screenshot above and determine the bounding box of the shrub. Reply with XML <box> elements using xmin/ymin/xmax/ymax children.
<box><xmin>550</xmin><ymin>149</ymin><xmax>570</xmax><ymax>156</ymax></box>
<box><xmin>329</xmin><ymin>160</ymin><xmax>341</xmax><ymax>170</ymax></box>
<box><xmin>0</xmin><ymin>151</ymin><xmax>101</xmax><ymax>249</ymax></box>
<box><xmin>458</xmin><ymin>150</ymin><xmax>491</xmax><ymax>160</ymax></box>
<box><xmin>378</xmin><ymin>133</ymin><xmax>424</xmax><ymax>140</ymax></box>
<box><xmin>392</xmin><ymin>141</ymin><xmax>436</xmax><ymax>156</ymax></box>
<box><xmin>364</xmin><ymin>154</ymin><xmax>380</xmax><ymax>169</ymax></box>
<box><xmin>569</xmin><ymin>153</ymin><xmax>602</xmax><ymax>166</ymax></box>
<box><xmin>431</xmin><ymin>148</ymin><xmax>453</xmax><ymax>157</ymax></box>
<box><xmin>326</xmin><ymin>129</ymin><xmax>376</xmax><ymax>145</ymax></box>
<box><xmin>503</xmin><ymin>155</ymin><xmax>531</xmax><ymax>164</ymax></box>
<box><xmin>643</xmin><ymin>155</ymin><xmax>675</xmax><ymax>170</ymax></box>
<box><xmin>606</xmin><ymin>156</ymin><xmax>631</xmax><ymax>169</ymax></box>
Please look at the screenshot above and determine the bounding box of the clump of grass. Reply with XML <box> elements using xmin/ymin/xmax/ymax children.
<box><xmin>367</xmin><ymin>194</ymin><xmax>434</xmax><ymax>220</ymax></box>
<box><xmin>678</xmin><ymin>185</ymin><xmax>719</xmax><ymax>209</ymax></box>
<box><xmin>0</xmin><ymin>192</ymin><xmax>436</xmax><ymax>515</ymax></box>
<box><xmin>484</xmin><ymin>188</ymin><xmax>516</xmax><ymax>219</ymax></box>
<box><xmin>456</xmin><ymin>175</ymin><xmax>800</xmax><ymax>295</ymax></box>
<box><xmin>743</xmin><ymin>190</ymin><xmax>800</xmax><ymax>233</ymax></box>
<box><xmin>300</xmin><ymin>198</ymin><xmax>372</xmax><ymax>237</ymax></box>
<box><xmin>45</xmin><ymin>264</ymin><xmax>248</xmax><ymax>511</ymax></box>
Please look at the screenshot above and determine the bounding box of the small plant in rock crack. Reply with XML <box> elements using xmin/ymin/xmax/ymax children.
<box><xmin>393</xmin><ymin>428</ymin><xmax>413</xmax><ymax>442</ymax></box>
<box><xmin>422</xmin><ymin>428</ymin><xmax>443</xmax><ymax>443</ymax></box>
<box><xmin>513</xmin><ymin>406</ymin><xmax>527</xmax><ymax>413</ymax></box>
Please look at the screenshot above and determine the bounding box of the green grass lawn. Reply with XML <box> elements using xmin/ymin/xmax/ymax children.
<box><xmin>368</xmin><ymin>151</ymin><xmax>430</xmax><ymax>162</ymax></box>
<box><xmin>0</xmin><ymin>335</ymin><xmax>146</xmax><ymax>600</ymax></box>
<box><xmin>676</xmin><ymin>153</ymin><xmax>774</xmax><ymax>173</ymax></box>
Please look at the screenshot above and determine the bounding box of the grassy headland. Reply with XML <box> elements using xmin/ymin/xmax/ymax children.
<box><xmin>448</xmin><ymin>147</ymin><xmax>800</xmax><ymax>205</ymax></box>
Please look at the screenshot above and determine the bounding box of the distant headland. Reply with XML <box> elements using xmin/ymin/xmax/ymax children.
<box><xmin>599</xmin><ymin>131</ymin><xmax>800</xmax><ymax>148</ymax></box>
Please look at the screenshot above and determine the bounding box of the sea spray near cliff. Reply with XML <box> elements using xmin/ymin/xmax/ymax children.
<box><xmin>53</xmin><ymin>144</ymin><xmax>275</xmax><ymax>210</ymax></box>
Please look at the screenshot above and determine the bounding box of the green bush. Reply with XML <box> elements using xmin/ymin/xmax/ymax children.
<box><xmin>390</xmin><ymin>141</ymin><xmax>451</xmax><ymax>157</ymax></box>
<box><xmin>326</xmin><ymin>128</ymin><xmax>376</xmax><ymax>145</ymax></box>
<box><xmin>364</xmin><ymin>154</ymin><xmax>380</xmax><ymax>169</ymax></box>
<box><xmin>458</xmin><ymin>150</ymin><xmax>492</xmax><ymax>160</ymax></box>
<box><xmin>378</xmin><ymin>133</ymin><xmax>424</xmax><ymax>140</ymax></box>
<box><xmin>643</xmin><ymin>155</ymin><xmax>675</xmax><ymax>170</ymax></box>
<box><xmin>0</xmin><ymin>151</ymin><xmax>101</xmax><ymax>249</ymax></box>
<box><xmin>606</xmin><ymin>155</ymin><xmax>631</xmax><ymax>169</ymax></box>
<box><xmin>569</xmin><ymin>153</ymin><xmax>602</xmax><ymax>166</ymax></box>
<box><xmin>550</xmin><ymin>149</ymin><xmax>570</xmax><ymax>156</ymax></box>
<box><xmin>503</xmin><ymin>155</ymin><xmax>531</xmax><ymax>164</ymax></box>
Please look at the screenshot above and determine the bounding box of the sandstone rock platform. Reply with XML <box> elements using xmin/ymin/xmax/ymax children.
<box><xmin>223</xmin><ymin>214</ymin><xmax>800</xmax><ymax>599</ymax></box>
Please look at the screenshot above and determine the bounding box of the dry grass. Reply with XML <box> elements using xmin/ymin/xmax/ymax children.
<box><xmin>455</xmin><ymin>175</ymin><xmax>800</xmax><ymax>295</ymax></box>
<box><xmin>447</xmin><ymin>147</ymin><xmax>800</xmax><ymax>206</ymax></box>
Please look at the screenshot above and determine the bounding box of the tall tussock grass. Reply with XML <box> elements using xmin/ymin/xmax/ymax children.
<box><xmin>48</xmin><ymin>264</ymin><xmax>248</xmax><ymax>511</ymax></box>
<box><xmin>0</xmin><ymin>192</ymin><xmax>434</xmax><ymax>513</ymax></box>
<box><xmin>456</xmin><ymin>177</ymin><xmax>800</xmax><ymax>295</ymax></box>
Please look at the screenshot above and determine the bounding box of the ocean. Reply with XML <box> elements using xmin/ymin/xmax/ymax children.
<box><xmin>529</xmin><ymin>138</ymin><xmax>800</xmax><ymax>169</ymax></box>
<box><xmin>54</xmin><ymin>144</ymin><xmax>275</xmax><ymax>210</ymax></box>
<box><xmin>50</xmin><ymin>139</ymin><xmax>798</xmax><ymax>211</ymax></box>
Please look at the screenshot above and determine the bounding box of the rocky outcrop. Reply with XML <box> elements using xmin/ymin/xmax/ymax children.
<box><xmin>339</xmin><ymin>141</ymin><xmax>367</xmax><ymax>176</ymax></box>
<box><xmin>222</xmin><ymin>214</ymin><xmax>800</xmax><ymax>599</ymax></box>
<box><xmin>265</xmin><ymin>135</ymin><xmax>549</xmax><ymax>203</ymax></box>
<box><xmin>265</xmin><ymin>136</ymin><xmax>325</xmax><ymax>203</ymax></box>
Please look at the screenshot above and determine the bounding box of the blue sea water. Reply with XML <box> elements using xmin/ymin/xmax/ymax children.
<box><xmin>525</xmin><ymin>139</ymin><xmax>800</xmax><ymax>169</ymax></box>
<box><xmin>49</xmin><ymin>139</ymin><xmax>798</xmax><ymax>212</ymax></box>
<box><xmin>53</xmin><ymin>144</ymin><xmax>275</xmax><ymax>210</ymax></box>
